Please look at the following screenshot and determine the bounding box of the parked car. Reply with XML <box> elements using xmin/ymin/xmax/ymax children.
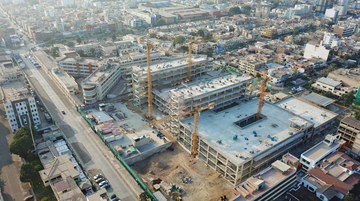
<box><xmin>61</xmin><ymin>111</ymin><xmax>66</xmax><ymax>115</ymax></box>
<box><xmin>110</xmin><ymin>194</ymin><xmax>117</xmax><ymax>199</ymax></box>
<box><xmin>99</xmin><ymin>180</ymin><xmax>109</xmax><ymax>186</ymax></box>
<box><xmin>93</xmin><ymin>174</ymin><xmax>102</xmax><ymax>180</ymax></box>
<box><xmin>100</xmin><ymin>184</ymin><xmax>111</xmax><ymax>190</ymax></box>
<box><xmin>95</xmin><ymin>178</ymin><xmax>105</xmax><ymax>183</ymax></box>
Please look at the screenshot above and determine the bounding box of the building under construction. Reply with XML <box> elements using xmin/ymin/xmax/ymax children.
<box><xmin>153</xmin><ymin>74</ymin><xmax>253</xmax><ymax>115</ymax></box>
<box><xmin>131</xmin><ymin>55</ymin><xmax>211</xmax><ymax>106</ymax></box>
<box><xmin>177</xmin><ymin>98</ymin><xmax>314</xmax><ymax>186</ymax></box>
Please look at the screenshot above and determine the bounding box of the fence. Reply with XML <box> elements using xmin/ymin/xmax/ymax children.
<box><xmin>77</xmin><ymin>107</ymin><xmax>157</xmax><ymax>201</ymax></box>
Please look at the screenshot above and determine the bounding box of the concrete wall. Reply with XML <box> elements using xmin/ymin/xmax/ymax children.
<box><xmin>125</xmin><ymin>142</ymin><xmax>172</xmax><ymax>165</ymax></box>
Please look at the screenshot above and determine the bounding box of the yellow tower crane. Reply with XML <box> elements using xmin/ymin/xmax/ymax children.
<box><xmin>191</xmin><ymin>102</ymin><xmax>215</xmax><ymax>158</ymax></box>
<box><xmin>146</xmin><ymin>38</ymin><xmax>153</xmax><ymax>121</ymax></box>
<box><xmin>187</xmin><ymin>38</ymin><xmax>203</xmax><ymax>82</ymax></box>
<box><xmin>187</xmin><ymin>38</ymin><xmax>193</xmax><ymax>82</ymax></box>
<box><xmin>257</xmin><ymin>77</ymin><xmax>268</xmax><ymax>120</ymax></box>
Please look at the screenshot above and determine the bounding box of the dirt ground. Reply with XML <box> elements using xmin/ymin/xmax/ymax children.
<box><xmin>132</xmin><ymin>144</ymin><xmax>234</xmax><ymax>201</ymax></box>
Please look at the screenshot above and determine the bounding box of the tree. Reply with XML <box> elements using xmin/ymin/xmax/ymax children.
<box><xmin>66</xmin><ymin>41</ymin><xmax>75</xmax><ymax>48</ymax></box>
<box><xmin>111</xmin><ymin>34</ymin><xmax>117</xmax><ymax>42</ymax></box>
<box><xmin>20</xmin><ymin>163</ymin><xmax>37</xmax><ymax>182</ymax></box>
<box><xmin>9</xmin><ymin>127</ymin><xmax>36</xmax><ymax>160</ymax></box>
<box><xmin>189</xmin><ymin>32</ymin><xmax>197</xmax><ymax>36</ymax></box>
<box><xmin>77</xmin><ymin>49</ymin><xmax>85</xmax><ymax>57</ymax></box>
<box><xmin>229</xmin><ymin>7</ymin><xmax>241</xmax><ymax>15</ymax></box>
<box><xmin>173</xmin><ymin>35</ymin><xmax>186</xmax><ymax>46</ymax></box>
<box><xmin>241</xmin><ymin>5</ymin><xmax>252</xmax><ymax>15</ymax></box>
<box><xmin>197</xmin><ymin>29</ymin><xmax>205</xmax><ymax>37</ymax></box>
<box><xmin>157</xmin><ymin>18</ymin><xmax>166</xmax><ymax>26</ymax></box>
<box><xmin>355</xmin><ymin>111</ymin><xmax>360</xmax><ymax>121</ymax></box>
<box><xmin>338</xmin><ymin>91</ymin><xmax>355</xmax><ymax>106</ymax></box>
<box><xmin>76</xmin><ymin>37</ymin><xmax>82</xmax><ymax>44</ymax></box>
<box><xmin>50</xmin><ymin>47</ymin><xmax>59</xmax><ymax>58</ymax></box>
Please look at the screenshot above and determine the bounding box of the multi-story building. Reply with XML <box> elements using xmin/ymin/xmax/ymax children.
<box><xmin>1</xmin><ymin>80</ymin><xmax>41</xmax><ymax>132</ymax></box>
<box><xmin>333</xmin><ymin>21</ymin><xmax>357</xmax><ymax>37</ymax></box>
<box><xmin>238</xmin><ymin>57</ymin><xmax>267</xmax><ymax>75</ymax></box>
<box><xmin>231</xmin><ymin>154</ymin><xmax>299</xmax><ymax>201</ymax></box>
<box><xmin>288</xmin><ymin>151</ymin><xmax>360</xmax><ymax>200</ymax></box>
<box><xmin>153</xmin><ymin>74</ymin><xmax>252</xmax><ymax>115</ymax></box>
<box><xmin>58</xmin><ymin>57</ymin><xmax>99</xmax><ymax>77</ymax></box>
<box><xmin>82</xmin><ymin>53</ymin><xmax>165</xmax><ymax>104</ymax></box>
<box><xmin>311</xmin><ymin>77</ymin><xmax>356</xmax><ymax>96</ymax></box>
<box><xmin>337</xmin><ymin>117</ymin><xmax>360</xmax><ymax>156</ymax></box>
<box><xmin>299</xmin><ymin>134</ymin><xmax>345</xmax><ymax>170</ymax></box>
<box><xmin>131</xmin><ymin>55</ymin><xmax>211</xmax><ymax>106</ymax></box>
<box><xmin>303</xmin><ymin>43</ymin><xmax>330</xmax><ymax>61</ymax></box>
<box><xmin>178</xmin><ymin>98</ymin><xmax>313</xmax><ymax>185</ymax></box>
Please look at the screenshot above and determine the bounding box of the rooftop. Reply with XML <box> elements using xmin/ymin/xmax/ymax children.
<box><xmin>232</xmin><ymin>160</ymin><xmax>297</xmax><ymax>201</ymax></box>
<box><xmin>340</xmin><ymin>117</ymin><xmax>360</xmax><ymax>130</ymax></box>
<box><xmin>301</xmin><ymin>136</ymin><xmax>343</xmax><ymax>162</ymax></box>
<box><xmin>317</xmin><ymin>77</ymin><xmax>342</xmax><ymax>87</ymax></box>
<box><xmin>39</xmin><ymin>155</ymin><xmax>80</xmax><ymax>182</ymax></box>
<box><xmin>132</xmin><ymin>55</ymin><xmax>207</xmax><ymax>74</ymax></box>
<box><xmin>181</xmin><ymin>99</ymin><xmax>312</xmax><ymax>165</ymax></box>
<box><xmin>168</xmin><ymin>75</ymin><xmax>252</xmax><ymax>100</ymax></box>
<box><xmin>1</xmin><ymin>80</ymin><xmax>31</xmax><ymax>101</ymax></box>
<box><xmin>277</xmin><ymin>97</ymin><xmax>337</xmax><ymax>128</ymax></box>
<box><xmin>52</xmin><ymin>68</ymin><xmax>78</xmax><ymax>89</ymax></box>
<box><xmin>302</xmin><ymin>92</ymin><xmax>335</xmax><ymax>107</ymax></box>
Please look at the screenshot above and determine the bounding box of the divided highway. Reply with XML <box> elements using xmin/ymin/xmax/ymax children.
<box><xmin>22</xmin><ymin>56</ymin><xmax>142</xmax><ymax>201</ymax></box>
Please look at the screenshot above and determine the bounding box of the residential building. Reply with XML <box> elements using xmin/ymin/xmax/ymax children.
<box><xmin>312</xmin><ymin>77</ymin><xmax>355</xmax><ymax>96</ymax></box>
<box><xmin>288</xmin><ymin>151</ymin><xmax>360</xmax><ymax>200</ymax></box>
<box><xmin>337</xmin><ymin>117</ymin><xmax>360</xmax><ymax>156</ymax></box>
<box><xmin>303</xmin><ymin>43</ymin><xmax>330</xmax><ymax>61</ymax></box>
<box><xmin>333</xmin><ymin>22</ymin><xmax>357</xmax><ymax>37</ymax></box>
<box><xmin>1</xmin><ymin>80</ymin><xmax>41</xmax><ymax>132</ymax></box>
<box><xmin>238</xmin><ymin>57</ymin><xmax>267</xmax><ymax>75</ymax></box>
<box><xmin>299</xmin><ymin>134</ymin><xmax>345</xmax><ymax>170</ymax></box>
<box><xmin>231</xmin><ymin>154</ymin><xmax>299</xmax><ymax>201</ymax></box>
<box><xmin>178</xmin><ymin>98</ymin><xmax>313</xmax><ymax>185</ymax></box>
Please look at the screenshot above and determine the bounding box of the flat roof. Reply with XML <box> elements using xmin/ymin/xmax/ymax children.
<box><xmin>52</xmin><ymin>68</ymin><xmax>78</xmax><ymax>89</ymax></box>
<box><xmin>132</xmin><ymin>55</ymin><xmax>207</xmax><ymax>74</ymax></box>
<box><xmin>91</xmin><ymin>111</ymin><xmax>113</xmax><ymax>123</ymax></box>
<box><xmin>301</xmin><ymin>141</ymin><xmax>340</xmax><ymax>162</ymax></box>
<box><xmin>277</xmin><ymin>97</ymin><xmax>337</xmax><ymax>128</ymax></box>
<box><xmin>317</xmin><ymin>77</ymin><xmax>341</xmax><ymax>87</ymax></box>
<box><xmin>1</xmin><ymin>80</ymin><xmax>31</xmax><ymax>101</ymax></box>
<box><xmin>169</xmin><ymin>75</ymin><xmax>252</xmax><ymax>100</ymax></box>
<box><xmin>181</xmin><ymin>99</ymin><xmax>312</xmax><ymax>165</ymax></box>
<box><xmin>340</xmin><ymin>117</ymin><xmax>360</xmax><ymax>130</ymax></box>
<box><xmin>302</xmin><ymin>92</ymin><xmax>335</xmax><ymax>107</ymax></box>
<box><xmin>232</xmin><ymin>161</ymin><xmax>297</xmax><ymax>201</ymax></box>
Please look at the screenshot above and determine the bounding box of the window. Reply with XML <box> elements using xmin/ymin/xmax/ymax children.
<box><xmin>308</xmin><ymin>186</ymin><xmax>315</xmax><ymax>192</ymax></box>
<box><xmin>319</xmin><ymin>195</ymin><xmax>325</xmax><ymax>200</ymax></box>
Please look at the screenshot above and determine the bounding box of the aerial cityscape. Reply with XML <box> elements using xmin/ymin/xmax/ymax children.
<box><xmin>0</xmin><ymin>0</ymin><xmax>359</xmax><ymax>201</ymax></box>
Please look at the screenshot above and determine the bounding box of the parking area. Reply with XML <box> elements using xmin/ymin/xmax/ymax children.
<box><xmin>87</xmin><ymin>169</ymin><xmax>121</xmax><ymax>201</ymax></box>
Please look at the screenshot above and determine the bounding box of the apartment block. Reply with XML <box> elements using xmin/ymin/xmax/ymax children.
<box><xmin>337</xmin><ymin>117</ymin><xmax>360</xmax><ymax>156</ymax></box>
<box><xmin>1</xmin><ymin>80</ymin><xmax>41</xmax><ymax>132</ymax></box>
<box><xmin>300</xmin><ymin>134</ymin><xmax>345</xmax><ymax>170</ymax></box>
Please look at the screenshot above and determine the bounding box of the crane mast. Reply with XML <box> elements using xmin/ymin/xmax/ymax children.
<box><xmin>147</xmin><ymin>38</ymin><xmax>153</xmax><ymax>120</ymax></box>
<box><xmin>187</xmin><ymin>39</ymin><xmax>192</xmax><ymax>82</ymax></box>
<box><xmin>257</xmin><ymin>77</ymin><xmax>268</xmax><ymax>120</ymax></box>
<box><xmin>191</xmin><ymin>102</ymin><xmax>215</xmax><ymax>158</ymax></box>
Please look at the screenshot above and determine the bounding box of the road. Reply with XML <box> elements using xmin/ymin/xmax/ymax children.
<box><xmin>22</xmin><ymin>57</ymin><xmax>142</xmax><ymax>201</ymax></box>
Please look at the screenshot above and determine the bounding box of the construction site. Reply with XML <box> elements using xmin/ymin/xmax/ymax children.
<box><xmin>76</xmin><ymin>39</ymin><xmax>340</xmax><ymax>200</ymax></box>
